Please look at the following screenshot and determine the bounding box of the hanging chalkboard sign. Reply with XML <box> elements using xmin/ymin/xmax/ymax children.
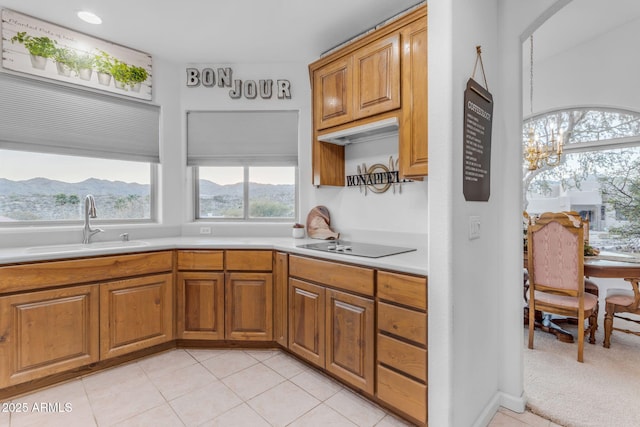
<box><xmin>463</xmin><ymin>47</ymin><xmax>493</xmax><ymax>202</ymax></box>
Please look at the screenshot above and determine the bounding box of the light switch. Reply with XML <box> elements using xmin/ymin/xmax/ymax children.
<box><xmin>469</xmin><ymin>216</ymin><xmax>481</xmax><ymax>240</ymax></box>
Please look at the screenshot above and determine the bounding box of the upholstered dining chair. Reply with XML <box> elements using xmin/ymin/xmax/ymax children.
<box><xmin>527</xmin><ymin>212</ymin><xmax>598</xmax><ymax>362</ymax></box>
<box><xmin>603</xmin><ymin>280</ymin><xmax>640</xmax><ymax>348</ymax></box>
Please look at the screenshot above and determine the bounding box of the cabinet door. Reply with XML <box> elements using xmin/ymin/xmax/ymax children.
<box><xmin>314</xmin><ymin>56</ymin><xmax>353</xmax><ymax>130</ymax></box>
<box><xmin>273</xmin><ymin>252</ymin><xmax>288</xmax><ymax>346</ymax></box>
<box><xmin>353</xmin><ymin>33</ymin><xmax>401</xmax><ymax>119</ymax></box>
<box><xmin>288</xmin><ymin>278</ymin><xmax>325</xmax><ymax>368</ymax></box>
<box><xmin>225</xmin><ymin>272</ymin><xmax>273</xmax><ymax>341</ymax></box>
<box><xmin>100</xmin><ymin>273</ymin><xmax>173</xmax><ymax>359</ymax></box>
<box><xmin>0</xmin><ymin>285</ymin><xmax>99</xmax><ymax>387</ymax></box>
<box><xmin>399</xmin><ymin>18</ymin><xmax>428</xmax><ymax>178</ymax></box>
<box><xmin>177</xmin><ymin>272</ymin><xmax>225</xmax><ymax>340</ymax></box>
<box><xmin>325</xmin><ymin>289</ymin><xmax>374</xmax><ymax>394</ymax></box>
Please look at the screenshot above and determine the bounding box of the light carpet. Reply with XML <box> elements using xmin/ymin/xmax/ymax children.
<box><xmin>524</xmin><ymin>299</ymin><xmax>640</xmax><ymax>427</ymax></box>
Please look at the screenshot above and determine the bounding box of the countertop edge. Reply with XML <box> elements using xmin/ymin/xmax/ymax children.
<box><xmin>0</xmin><ymin>237</ymin><xmax>428</xmax><ymax>276</ymax></box>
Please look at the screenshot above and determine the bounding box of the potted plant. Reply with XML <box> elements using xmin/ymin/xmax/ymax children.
<box><xmin>52</xmin><ymin>47</ymin><xmax>76</xmax><ymax>77</ymax></box>
<box><xmin>292</xmin><ymin>223</ymin><xmax>305</xmax><ymax>239</ymax></box>
<box><xmin>74</xmin><ymin>53</ymin><xmax>94</xmax><ymax>81</ymax></box>
<box><xmin>94</xmin><ymin>50</ymin><xmax>114</xmax><ymax>86</ymax></box>
<box><xmin>10</xmin><ymin>31</ymin><xmax>57</xmax><ymax>70</ymax></box>
<box><xmin>128</xmin><ymin>65</ymin><xmax>148</xmax><ymax>92</ymax></box>
<box><xmin>110</xmin><ymin>59</ymin><xmax>132</xmax><ymax>90</ymax></box>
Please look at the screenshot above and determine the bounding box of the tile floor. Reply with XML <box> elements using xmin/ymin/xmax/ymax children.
<box><xmin>0</xmin><ymin>348</ymin><xmax>554</xmax><ymax>427</ymax></box>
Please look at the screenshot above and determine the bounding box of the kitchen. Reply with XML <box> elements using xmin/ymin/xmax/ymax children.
<box><xmin>0</xmin><ymin>1</ymin><xmax>550</xmax><ymax>426</ymax></box>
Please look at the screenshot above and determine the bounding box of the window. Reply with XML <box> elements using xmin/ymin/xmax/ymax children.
<box><xmin>523</xmin><ymin>107</ymin><xmax>640</xmax><ymax>253</ymax></box>
<box><xmin>0</xmin><ymin>72</ymin><xmax>160</xmax><ymax>225</ymax></box>
<box><xmin>0</xmin><ymin>150</ymin><xmax>154</xmax><ymax>223</ymax></box>
<box><xmin>187</xmin><ymin>110</ymin><xmax>299</xmax><ymax>222</ymax></box>
<box><xmin>196</xmin><ymin>166</ymin><xmax>296</xmax><ymax>220</ymax></box>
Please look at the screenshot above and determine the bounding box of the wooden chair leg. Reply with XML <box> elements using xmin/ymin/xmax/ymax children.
<box><xmin>528</xmin><ymin>303</ymin><xmax>535</xmax><ymax>349</ymax></box>
<box><xmin>577</xmin><ymin>311</ymin><xmax>585</xmax><ymax>363</ymax></box>
<box><xmin>603</xmin><ymin>303</ymin><xmax>615</xmax><ymax>349</ymax></box>
<box><xmin>588</xmin><ymin>308</ymin><xmax>598</xmax><ymax>345</ymax></box>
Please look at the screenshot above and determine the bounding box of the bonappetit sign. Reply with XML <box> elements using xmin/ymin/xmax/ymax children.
<box><xmin>186</xmin><ymin>67</ymin><xmax>291</xmax><ymax>100</ymax></box>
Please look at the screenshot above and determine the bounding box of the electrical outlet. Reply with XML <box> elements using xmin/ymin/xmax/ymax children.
<box><xmin>469</xmin><ymin>216</ymin><xmax>481</xmax><ymax>240</ymax></box>
<box><xmin>199</xmin><ymin>226</ymin><xmax>211</xmax><ymax>235</ymax></box>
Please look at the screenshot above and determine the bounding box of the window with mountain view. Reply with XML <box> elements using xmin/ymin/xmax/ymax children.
<box><xmin>196</xmin><ymin>166</ymin><xmax>295</xmax><ymax>220</ymax></box>
<box><xmin>0</xmin><ymin>150</ymin><xmax>153</xmax><ymax>223</ymax></box>
<box><xmin>523</xmin><ymin>107</ymin><xmax>640</xmax><ymax>253</ymax></box>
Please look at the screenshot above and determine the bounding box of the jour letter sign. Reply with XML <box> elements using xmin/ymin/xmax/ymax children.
<box><xmin>186</xmin><ymin>67</ymin><xmax>291</xmax><ymax>100</ymax></box>
<box><xmin>463</xmin><ymin>78</ymin><xmax>493</xmax><ymax>201</ymax></box>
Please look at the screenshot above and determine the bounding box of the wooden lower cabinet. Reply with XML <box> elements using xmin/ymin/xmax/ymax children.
<box><xmin>288</xmin><ymin>276</ymin><xmax>374</xmax><ymax>394</ymax></box>
<box><xmin>100</xmin><ymin>273</ymin><xmax>173</xmax><ymax>359</ymax></box>
<box><xmin>0</xmin><ymin>285</ymin><xmax>99</xmax><ymax>387</ymax></box>
<box><xmin>288</xmin><ymin>278</ymin><xmax>325</xmax><ymax>368</ymax></box>
<box><xmin>376</xmin><ymin>270</ymin><xmax>428</xmax><ymax>425</ymax></box>
<box><xmin>177</xmin><ymin>272</ymin><xmax>225</xmax><ymax>340</ymax></box>
<box><xmin>225</xmin><ymin>272</ymin><xmax>273</xmax><ymax>340</ymax></box>
<box><xmin>377</xmin><ymin>364</ymin><xmax>427</xmax><ymax>423</ymax></box>
<box><xmin>273</xmin><ymin>252</ymin><xmax>288</xmax><ymax>346</ymax></box>
<box><xmin>325</xmin><ymin>289</ymin><xmax>374</xmax><ymax>394</ymax></box>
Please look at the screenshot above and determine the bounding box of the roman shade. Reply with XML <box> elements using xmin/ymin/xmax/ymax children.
<box><xmin>0</xmin><ymin>72</ymin><xmax>160</xmax><ymax>163</ymax></box>
<box><xmin>186</xmin><ymin>110</ymin><xmax>299</xmax><ymax>166</ymax></box>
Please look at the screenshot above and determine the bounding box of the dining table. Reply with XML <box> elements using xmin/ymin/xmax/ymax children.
<box><xmin>524</xmin><ymin>254</ymin><xmax>640</xmax><ymax>343</ymax></box>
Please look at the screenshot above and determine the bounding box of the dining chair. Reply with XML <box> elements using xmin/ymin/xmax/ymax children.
<box><xmin>527</xmin><ymin>212</ymin><xmax>598</xmax><ymax>362</ymax></box>
<box><xmin>603</xmin><ymin>280</ymin><xmax>640</xmax><ymax>348</ymax></box>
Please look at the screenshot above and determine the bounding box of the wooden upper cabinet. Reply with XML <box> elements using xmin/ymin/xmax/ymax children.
<box><xmin>399</xmin><ymin>17</ymin><xmax>428</xmax><ymax>178</ymax></box>
<box><xmin>353</xmin><ymin>34</ymin><xmax>400</xmax><ymax>120</ymax></box>
<box><xmin>309</xmin><ymin>5</ymin><xmax>427</xmax><ymax>186</ymax></box>
<box><xmin>314</xmin><ymin>56</ymin><xmax>353</xmax><ymax>130</ymax></box>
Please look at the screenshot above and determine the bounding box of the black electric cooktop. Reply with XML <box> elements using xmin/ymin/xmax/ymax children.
<box><xmin>297</xmin><ymin>240</ymin><xmax>416</xmax><ymax>258</ymax></box>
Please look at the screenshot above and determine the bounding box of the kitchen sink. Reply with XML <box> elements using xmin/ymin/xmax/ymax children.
<box><xmin>25</xmin><ymin>240</ymin><xmax>150</xmax><ymax>254</ymax></box>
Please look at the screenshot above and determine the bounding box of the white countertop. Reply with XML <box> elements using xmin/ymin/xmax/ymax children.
<box><xmin>0</xmin><ymin>237</ymin><xmax>428</xmax><ymax>276</ymax></box>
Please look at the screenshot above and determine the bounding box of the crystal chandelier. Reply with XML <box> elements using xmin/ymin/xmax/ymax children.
<box><xmin>524</xmin><ymin>35</ymin><xmax>563</xmax><ymax>171</ymax></box>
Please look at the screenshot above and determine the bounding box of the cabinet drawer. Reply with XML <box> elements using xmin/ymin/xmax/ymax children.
<box><xmin>378</xmin><ymin>302</ymin><xmax>427</xmax><ymax>345</ymax></box>
<box><xmin>226</xmin><ymin>250</ymin><xmax>272</xmax><ymax>271</ymax></box>
<box><xmin>377</xmin><ymin>364</ymin><xmax>427</xmax><ymax>423</ymax></box>
<box><xmin>289</xmin><ymin>255</ymin><xmax>374</xmax><ymax>297</ymax></box>
<box><xmin>377</xmin><ymin>271</ymin><xmax>426</xmax><ymax>310</ymax></box>
<box><xmin>177</xmin><ymin>250</ymin><xmax>224</xmax><ymax>271</ymax></box>
<box><xmin>377</xmin><ymin>333</ymin><xmax>426</xmax><ymax>382</ymax></box>
<box><xmin>0</xmin><ymin>251</ymin><xmax>173</xmax><ymax>294</ymax></box>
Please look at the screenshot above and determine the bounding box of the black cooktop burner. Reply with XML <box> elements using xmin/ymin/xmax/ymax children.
<box><xmin>297</xmin><ymin>240</ymin><xmax>416</xmax><ymax>258</ymax></box>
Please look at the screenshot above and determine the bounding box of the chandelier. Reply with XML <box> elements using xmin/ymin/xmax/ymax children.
<box><xmin>524</xmin><ymin>35</ymin><xmax>563</xmax><ymax>171</ymax></box>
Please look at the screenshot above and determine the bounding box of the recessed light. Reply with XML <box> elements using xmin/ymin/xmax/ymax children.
<box><xmin>77</xmin><ymin>11</ymin><xmax>102</xmax><ymax>25</ymax></box>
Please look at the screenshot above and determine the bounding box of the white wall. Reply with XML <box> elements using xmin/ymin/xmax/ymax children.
<box><xmin>176</xmin><ymin>62</ymin><xmax>429</xmax><ymax>244</ymax></box>
<box><xmin>428</xmin><ymin>0</ymin><xmax>504</xmax><ymax>425</ymax></box>
<box><xmin>428</xmin><ymin>0</ymin><xmax>567</xmax><ymax>426</ymax></box>
<box><xmin>526</xmin><ymin>14</ymin><xmax>640</xmax><ymax>113</ymax></box>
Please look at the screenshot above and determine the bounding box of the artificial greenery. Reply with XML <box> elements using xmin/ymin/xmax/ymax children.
<box><xmin>74</xmin><ymin>53</ymin><xmax>94</xmax><ymax>71</ymax></box>
<box><xmin>10</xmin><ymin>31</ymin><xmax>57</xmax><ymax>58</ymax></box>
<box><xmin>94</xmin><ymin>50</ymin><xmax>114</xmax><ymax>74</ymax></box>
<box><xmin>128</xmin><ymin>65</ymin><xmax>148</xmax><ymax>85</ymax></box>
<box><xmin>109</xmin><ymin>59</ymin><xmax>131</xmax><ymax>84</ymax></box>
<box><xmin>52</xmin><ymin>47</ymin><xmax>77</xmax><ymax>67</ymax></box>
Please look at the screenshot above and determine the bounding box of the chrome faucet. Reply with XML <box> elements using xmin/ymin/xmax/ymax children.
<box><xmin>83</xmin><ymin>195</ymin><xmax>104</xmax><ymax>244</ymax></box>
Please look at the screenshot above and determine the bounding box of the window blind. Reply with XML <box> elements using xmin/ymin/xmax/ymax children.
<box><xmin>187</xmin><ymin>110</ymin><xmax>299</xmax><ymax>166</ymax></box>
<box><xmin>0</xmin><ymin>72</ymin><xmax>160</xmax><ymax>163</ymax></box>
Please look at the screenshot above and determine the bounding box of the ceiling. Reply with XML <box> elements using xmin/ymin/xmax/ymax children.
<box><xmin>532</xmin><ymin>0</ymin><xmax>640</xmax><ymax>61</ymax></box>
<box><xmin>0</xmin><ymin>0</ymin><xmax>421</xmax><ymax>64</ymax></box>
